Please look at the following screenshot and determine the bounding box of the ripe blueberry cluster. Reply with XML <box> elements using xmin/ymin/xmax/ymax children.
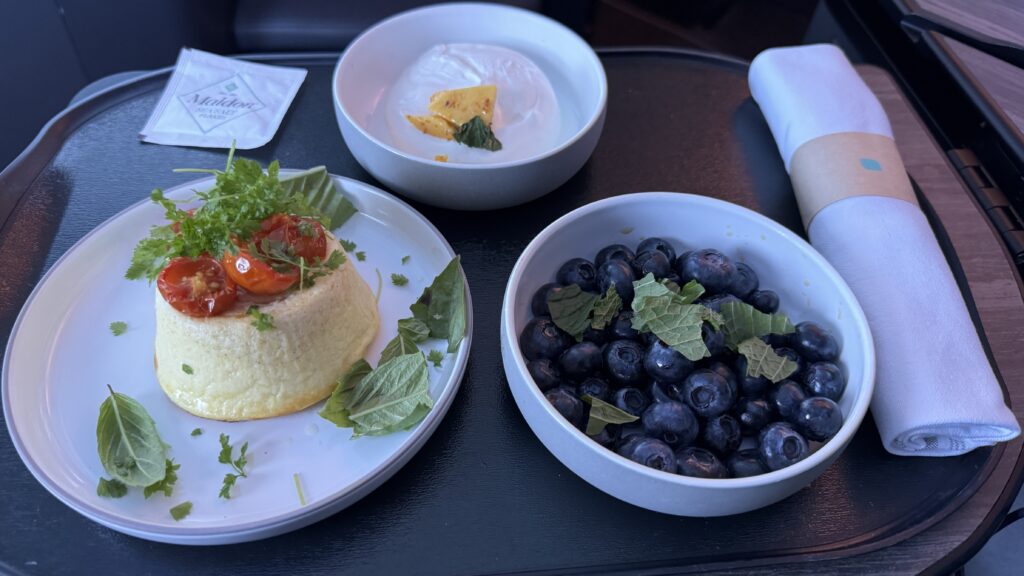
<box><xmin>520</xmin><ymin>239</ymin><xmax>845</xmax><ymax>478</ymax></box>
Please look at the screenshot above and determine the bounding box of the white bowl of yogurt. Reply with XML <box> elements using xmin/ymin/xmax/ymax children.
<box><xmin>333</xmin><ymin>2</ymin><xmax>607</xmax><ymax>210</ymax></box>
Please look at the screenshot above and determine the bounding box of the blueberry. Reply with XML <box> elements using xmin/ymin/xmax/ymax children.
<box><xmin>611</xmin><ymin>387</ymin><xmax>650</xmax><ymax>417</ymax></box>
<box><xmin>682</xmin><ymin>369</ymin><xmax>736</xmax><ymax>418</ymax></box>
<box><xmin>558</xmin><ymin>342</ymin><xmax>603</xmax><ymax>381</ymax></box>
<box><xmin>595</xmin><ymin>244</ymin><xmax>636</xmax><ymax>268</ymax></box>
<box><xmin>641</xmin><ymin>400</ymin><xmax>699</xmax><ymax>447</ymax></box>
<box><xmin>735</xmin><ymin>397</ymin><xmax>775</xmax><ymax>433</ymax></box>
<box><xmin>644</xmin><ymin>339</ymin><xmax>693</xmax><ymax>383</ymax></box>
<box><xmin>675</xmin><ymin>447</ymin><xmax>730</xmax><ymax>478</ymax></box>
<box><xmin>581</xmin><ymin>325</ymin><xmax>607</xmax><ymax>346</ymax></box>
<box><xmin>519</xmin><ymin>318</ymin><xmax>572</xmax><ymax>361</ymax></box>
<box><xmin>677</xmin><ymin>249</ymin><xmax>735</xmax><ymax>294</ymax></box>
<box><xmin>707</xmin><ymin>361</ymin><xmax>739</xmax><ymax>399</ymax></box>
<box><xmin>701</xmin><ymin>414</ymin><xmax>742</xmax><ymax>455</ymax></box>
<box><xmin>727</xmin><ymin>449</ymin><xmax>767</xmax><ymax>477</ymax></box>
<box><xmin>734</xmin><ymin>355</ymin><xmax>771</xmax><ymax>397</ymax></box>
<box><xmin>607</xmin><ymin>311</ymin><xmax>640</xmax><ymax>341</ymax></box>
<box><xmin>729</xmin><ymin>262</ymin><xmax>759</xmax><ymax>299</ymax></box>
<box><xmin>531</xmin><ymin>283</ymin><xmax>561</xmax><ymax>317</ymax></box>
<box><xmin>804</xmin><ymin>362</ymin><xmax>846</xmax><ymax>401</ymax></box>
<box><xmin>617</xmin><ymin>437</ymin><xmax>677</xmax><ymax>473</ymax></box>
<box><xmin>527</xmin><ymin>359</ymin><xmax>561</xmax><ymax>391</ymax></box>
<box><xmin>577</xmin><ymin>377</ymin><xmax>611</xmax><ymax>402</ymax></box>
<box><xmin>703</xmin><ymin>324</ymin><xmax>728</xmax><ymax>357</ymax></box>
<box><xmin>648</xmin><ymin>380</ymin><xmax>675</xmax><ymax>403</ymax></box>
<box><xmin>589</xmin><ymin>423</ymin><xmax>621</xmax><ymax>447</ymax></box>
<box><xmin>604</xmin><ymin>340</ymin><xmax>647</xmax><ymax>387</ymax></box>
<box><xmin>758</xmin><ymin>422</ymin><xmax>810</xmax><ymax>471</ymax></box>
<box><xmin>598</xmin><ymin>259</ymin><xmax>636</xmax><ymax>304</ymax></box>
<box><xmin>774</xmin><ymin>347</ymin><xmax>807</xmax><ymax>380</ymax></box>
<box><xmin>545</xmin><ymin>387</ymin><xmax>585</xmax><ymax>429</ymax></box>
<box><xmin>795</xmin><ymin>397</ymin><xmax>843</xmax><ymax>441</ymax></box>
<box><xmin>556</xmin><ymin>257</ymin><xmax>599</xmax><ymax>293</ymax></box>
<box><xmin>747</xmin><ymin>290</ymin><xmax>779</xmax><ymax>314</ymax></box>
<box><xmin>634</xmin><ymin>250</ymin><xmax>672</xmax><ymax>279</ymax></box>
<box><xmin>700</xmin><ymin>293</ymin><xmax>742</xmax><ymax>313</ymax></box>
<box><xmin>791</xmin><ymin>321</ymin><xmax>840</xmax><ymax>362</ymax></box>
<box><xmin>770</xmin><ymin>380</ymin><xmax>807</xmax><ymax>421</ymax></box>
<box><xmin>636</xmin><ymin>237</ymin><xmax>677</xmax><ymax>263</ymax></box>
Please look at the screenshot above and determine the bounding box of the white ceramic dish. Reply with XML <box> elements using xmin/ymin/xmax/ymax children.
<box><xmin>500</xmin><ymin>193</ymin><xmax>875</xmax><ymax>516</ymax></box>
<box><xmin>333</xmin><ymin>2</ymin><xmax>607</xmax><ymax>210</ymax></box>
<box><xmin>2</xmin><ymin>173</ymin><xmax>472</xmax><ymax>544</ymax></box>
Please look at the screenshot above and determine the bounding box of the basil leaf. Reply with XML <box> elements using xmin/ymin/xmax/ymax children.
<box><xmin>143</xmin><ymin>459</ymin><xmax>180</xmax><ymax>499</ymax></box>
<box><xmin>319</xmin><ymin>360</ymin><xmax>373</xmax><ymax>427</ymax></box>
<box><xmin>96</xmin><ymin>386</ymin><xmax>167</xmax><ymax>487</ymax></box>
<box><xmin>379</xmin><ymin>333</ymin><xmax>420</xmax><ymax>365</ymax></box>
<box><xmin>345</xmin><ymin>353</ymin><xmax>433</xmax><ymax>438</ymax></box>
<box><xmin>410</xmin><ymin>256</ymin><xmax>467</xmax><ymax>353</ymax></box>
<box><xmin>452</xmin><ymin>116</ymin><xmax>502</xmax><ymax>151</ymax></box>
<box><xmin>720</xmin><ymin>301</ymin><xmax>795</xmax><ymax>349</ymax></box>
<box><xmin>397</xmin><ymin>317</ymin><xmax>430</xmax><ymax>343</ymax></box>
<box><xmin>278</xmin><ymin>166</ymin><xmax>358</xmax><ymax>229</ymax></box>
<box><xmin>169</xmin><ymin>501</ymin><xmax>192</xmax><ymax>521</ymax></box>
<box><xmin>582</xmin><ymin>395</ymin><xmax>639</xmax><ymax>435</ymax></box>
<box><xmin>591</xmin><ymin>286</ymin><xmax>622</xmax><ymax>331</ymax></box>
<box><xmin>97</xmin><ymin>478</ymin><xmax>127</xmax><ymax>498</ymax></box>
<box><xmin>547</xmin><ymin>284</ymin><xmax>600</xmax><ymax>341</ymax></box>
<box><xmin>737</xmin><ymin>338</ymin><xmax>798</xmax><ymax>382</ymax></box>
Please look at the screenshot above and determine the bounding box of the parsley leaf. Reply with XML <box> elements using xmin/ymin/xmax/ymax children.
<box><xmin>453</xmin><ymin>116</ymin><xmax>502</xmax><ymax>151</ymax></box>
<box><xmin>143</xmin><ymin>459</ymin><xmax>180</xmax><ymax>499</ymax></box>
<box><xmin>109</xmin><ymin>321</ymin><xmax>128</xmax><ymax>336</ymax></box>
<box><xmin>247</xmin><ymin>306</ymin><xmax>275</xmax><ymax>331</ymax></box>
<box><xmin>427</xmin><ymin>349</ymin><xmax>444</xmax><ymax>368</ymax></box>
<box><xmin>391</xmin><ymin>273</ymin><xmax>409</xmax><ymax>287</ymax></box>
<box><xmin>181</xmin><ymin>363</ymin><xmax>193</xmax><ymax>375</ymax></box>
<box><xmin>401</xmin><ymin>255</ymin><xmax>410</xmax><ymax>265</ymax></box>
<box><xmin>356</xmin><ymin>251</ymin><xmax>366</xmax><ymax>262</ymax></box>
<box><xmin>217</xmin><ymin>434</ymin><xmax>249</xmax><ymax>499</ymax></box>
<box><xmin>190</xmin><ymin>428</ymin><xmax>203</xmax><ymax>437</ymax></box>
<box><xmin>169</xmin><ymin>501</ymin><xmax>192</xmax><ymax>521</ymax></box>
<box><xmin>97</xmin><ymin>478</ymin><xmax>127</xmax><ymax>498</ymax></box>
<box><xmin>340</xmin><ymin>239</ymin><xmax>357</xmax><ymax>252</ymax></box>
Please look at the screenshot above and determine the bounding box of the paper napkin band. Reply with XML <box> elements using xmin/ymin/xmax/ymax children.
<box><xmin>790</xmin><ymin>132</ymin><xmax>919</xmax><ymax>229</ymax></box>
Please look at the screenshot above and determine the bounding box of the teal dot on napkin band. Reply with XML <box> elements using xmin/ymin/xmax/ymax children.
<box><xmin>860</xmin><ymin>158</ymin><xmax>882</xmax><ymax>171</ymax></box>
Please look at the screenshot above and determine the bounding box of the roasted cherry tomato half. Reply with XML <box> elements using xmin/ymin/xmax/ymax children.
<box><xmin>253</xmin><ymin>214</ymin><xmax>327</xmax><ymax>262</ymax></box>
<box><xmin>157</xmin><ymin>256</ymin><xmax>238</xmax><ymax>317</ymax></box>
<box><xmin>222</xmin><ymin>249</ymin><xmax>300</xmax><ymax>295</ymax></box>
<box><xmin>222</xmin><ymin>214</ymin><xmax>327</xmax><ymax>295</ymax></box>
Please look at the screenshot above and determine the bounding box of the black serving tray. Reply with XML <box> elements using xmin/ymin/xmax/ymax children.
<box><xmin>0</xmin><ymin>50</ymin><xmax>1006</xmax><ymax>575</ymax></box>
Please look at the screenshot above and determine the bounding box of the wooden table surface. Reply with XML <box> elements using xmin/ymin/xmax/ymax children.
<box><xmin>914</xmin><ymin>0</ymin><xmax>1024</xmax><ymax>138</ymax></box>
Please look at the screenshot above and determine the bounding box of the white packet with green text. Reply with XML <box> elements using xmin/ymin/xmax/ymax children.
<box><xmin>140</xmin><ymin>48</ymin><xmax>306</xmax><ymax>149</ymax></box>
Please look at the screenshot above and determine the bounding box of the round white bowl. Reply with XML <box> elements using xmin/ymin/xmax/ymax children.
<box><xmin>333</xmin><ymin>2</ymin><xmax>607</xmax><ymax>211</ymax></box>
<box><xmin>500</xmin><ymin>193</ymin><xmax>876</xmax><ymax>516</ymax></box>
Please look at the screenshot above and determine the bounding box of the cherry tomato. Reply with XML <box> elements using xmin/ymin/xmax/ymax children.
<box><xmin>157</xmin><ymin>256</ymin><xmax>237</xmax><ymax>317</ymax></box>
<box><xmin>222</xmin><ymin>214</ymin><xmax>328</xmax><ymax>295</ymax></box>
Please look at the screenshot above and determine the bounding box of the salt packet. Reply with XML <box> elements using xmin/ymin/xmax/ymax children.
<box><xmin>140</xmin><ymin>48</ymin><xmax>307</xmax><ymax>149</ymax></box>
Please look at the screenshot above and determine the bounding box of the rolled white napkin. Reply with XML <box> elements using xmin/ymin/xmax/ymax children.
<box><xmin>749</xmin><ymin>44</ymin><xmax>1020</xmax><ymax>456</ymax></box>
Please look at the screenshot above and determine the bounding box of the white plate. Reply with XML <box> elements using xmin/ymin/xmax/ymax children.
<box><xmin>2</xmin><ymin>173</ymin><xmax>472</xmax><ymax>544</ymax></box>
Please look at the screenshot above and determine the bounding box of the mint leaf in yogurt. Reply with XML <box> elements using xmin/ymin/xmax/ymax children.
<box><xmin>453</xmin><ymin>116</ymin><xmax>502</xmax><ymax>151</ymax></box>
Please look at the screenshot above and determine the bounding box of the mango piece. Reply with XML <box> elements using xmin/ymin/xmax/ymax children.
<box><xmin>428</xmin><ymin>85</ymin><xmax>497</xmax><ymax>126</ymax></box>
<box><xmin>434</xmin><ymin>154</ymin><xmax>448</xmax><ymax>162</ymax></box>
<box><xmin>405</xmin><ymin>114</ymin><xmax>455</xmax><ymax>140</ymax></box>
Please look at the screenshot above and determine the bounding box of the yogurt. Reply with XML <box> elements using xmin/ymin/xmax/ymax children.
<box><xmin>382</xmin><ymin>43</ymin><xmax>561</xmax><ymax>164</ymax></box>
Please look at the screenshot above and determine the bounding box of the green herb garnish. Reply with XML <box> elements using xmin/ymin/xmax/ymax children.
<box><xmin>247</xmin><ymin>306</ymin><xmax>275</xmax><ymax>331</ymax></box>
<box><xmin>190</xmin><ymin>428</ymin><xmax>203</xmax><ymax>437</ymax></box>
<box><xmin>320</xmin><ymin>353</ymin><xmax>433</xmax><ymax>438</ymax></box>
<box><xmin>397</xmin><ymin>317</ymin><xmax>430</xmax><ymax>342</ymax></box>
<box><xmin>590</xmin><ymin>286</ymin><xmax>622</xmax><ymax>331</ymax></box>
<box><xmin>96</xmin><ymin>478</ymin><xmax>127</xmax><ymax>498</ymax></box>
<box><xmin>452</xmin><ymin>116</ymin><xmax>502</xmax><ymax>151</ymax></box>
<box><xmin>109</xmin><ymin>321</ymin><xmax>127</xmax><ymax>336</ymax></box>
<box><xmin>427</xmin><ymin>349</ymin><xmax>444</xmax><ymax>368</ymax></box>
<box><xmin>169</xmin><ymin>501</ymin><xmax>192</xmax><ymax>521</ymax></box>
<box><xmin>143</xmin><ymin>459</ymin><xmax>180</xmax><ymax>499</ymax></box>
<box><xmin>356</xmin><ymin>251</ymin><xmax>366</xmax><ymax>262</ymax></box>
<box><xmin>340</xmin><ymin>239</ymin><xmax>357</xmax><ymax>252</ymax></box>
<box><xmin>410</xmin><ymin>256</ymin><xmax>467</xmax><ymax>353</ymax></box>
<box><xmin>277</xmin><ymin>166</ymin><xmax>357</xmax><ymax>228</ymax></box>
<box><xmin>737</xmin><ymin>338</ymin><xmax>798</xmax><ymax>382</ymax></box>
<box><xmin>582</xmin><ymin>395</ymin><xmax>639</xmax><ymax>435</ymax></box>
<box><xmin>379</xmin><ymin>333</ymin><xmax>420</xmax><ymax>365</ymax></box>
<box><xmin>391</xmin><ymin>273</ymin><xmax>409</xmax><ymax>287</ymax></box>
<box><xmin>96</xmin><ymin>385</ymin><xmax>167</xmax><ymax>487</ymax></box>
<box><xmin>218</xmin><ymin>434</ymin><xmax>249</xmax><ymax>499</ymax></box>
<box><xmin>181</xmin><ymin>363</ymin><xmax>193</xmax><ymax>375</ymax></box>
<box><xmin>547</xmin><ymin>284</ymin><xmax>600</xmax><ymax>341</ymax></box>
<box><xmin>719</xmin><ymin>301</ymin><xmax>795</xmax><ymax>349</ymax></box>
<box><xmin>401</xmin><ymin>255</ymin><xmax>410</xmax><ymax>265</ymax></box>
<box><xmin>630</xmin><ymin>274</ymin><xmax>712</xmax><ymax>361</ymax></box>
<box><xmin>293</xmin><ymin>473</ymin><xmax>306</xmax><ymax>506</ymax></box>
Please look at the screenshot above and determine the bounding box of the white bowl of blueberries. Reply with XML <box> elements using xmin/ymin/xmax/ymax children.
<box><xmin>500</xmin><ymin>192</ymin><xmax>875</xmax><ymax>516</ymax></box>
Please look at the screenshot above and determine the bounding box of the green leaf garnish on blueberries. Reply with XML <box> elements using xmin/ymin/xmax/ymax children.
<box><xmin>547</xmin><ymin>284</ymin><xmax>599</xmax><ymax>341</ymax></box>
<box><xmin>590</xmin><ymin>286</ymin><xmax>622</xmax><ymax>331</ymax></box>
<box><xmin>582</xmin><ymin>395</ymin><xmax>638</xmax><ymax>436</ymax></box>
<box><xmin>737</xmin><ymin>338</ymin><xmax>799</xmax><ymax>382</ymax></box>
<box><xmin>719</xmin><ymin>301</ymin><xmax>795</xmax><ymax>350</ymax></box>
